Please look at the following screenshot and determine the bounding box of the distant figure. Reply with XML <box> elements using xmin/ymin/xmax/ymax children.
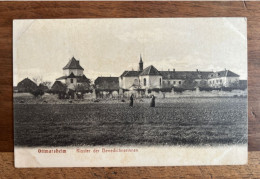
<box><xmin>129</xmin><ymin>94</ymin><xmax>134</xmax><ymax>107</ymax></box>
<box><xmin>150</xmin><ymin>95</ymin><xmax>155</xmax><ymax>107</ymax></box>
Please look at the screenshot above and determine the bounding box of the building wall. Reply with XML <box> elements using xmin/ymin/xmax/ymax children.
<box><xmin>139</xmin><ymin>75</ymin><xmax>162</xmax><ymax>89</ymax></box>
<box><xmin>208</xmin><ymin>77</ymin><xmax>239</xmax><ymax>87</ymax></box>
<box><xmin>66</xmin><ymin>78</ymin><xmax>77</xmax><ymax>90</ymax></box>
<box><xmin>63</xmin><ymin>69</ymin><xmax>84</xmax><ymax>76</ymax></box>
<box><xmin>119</xmin><ymin>77</ymin><xmax>122</xmax><ymax>88</ymax></box>
<box><xmin>162</xmin><ymin>79</ymin><xmax>184</xmax><ymax>88</ymax></box>
<box><xmin>121</xmin><ymin>76</ymin><xmax>139</xmax><ymax>89</ymax></box>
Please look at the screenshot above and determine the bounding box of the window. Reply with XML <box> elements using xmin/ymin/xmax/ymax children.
<box><xmin>160</xmin><ymin>78</ymin><xmax>162</xmax><ymax>86</ymax></box>
<box><xmin>70</xmin><ymin>79</ymin><xmax>73</xmax><ymax>83</ymax></box>
<box><xmin>179</xmin><ymin>81</ymin><xmax>181</xmax><ymax>84</ymax></box>
<box><xmin>220</xmin><ymin>79</ymin><xmax>222</xmax><ymax>83</ymax></box>
<box><xmin>144</xmin><ymin>78</ymin><xmax>146</xmax><ymax>86</ymax></box>
<box><xmin>134</xmin><ymin>79</ymin><xmax>138</xmax><ymax>85</ymax></box>
<box><xmin>168</xmin><ymin>81</ymin><xmax>170</xmax><ymax>85</ymax></box>
<box><xmin>174</xmin><ymin>81</ymin><xmax>176</xmax><ymax>84</ymax></box>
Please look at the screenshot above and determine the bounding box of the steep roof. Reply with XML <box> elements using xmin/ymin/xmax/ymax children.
<box><xmin>120</xmin><ymin>71</ymin><xmax>141</xmax><ymax>78</ymax></box>
<box><xmin>63</xmin><ymin>57</ymin><xmax>84</xmax><ymax>70</ymax></box>
<box><xmin>56</xmin><ymin>76</ymin><xmax>67</xmax><ymax>80</ymax></box>
<box><xmin>160</xmin><ymin>71</ymin><xmax>212</xmax><ymax>80</ymax></box>
<box><xmin>51</xmin><ymin>81</ymin><xmax>66</xmax><ymax>92</ymax></box>
<box><xmin>17</xmin><ymin>78</ymin><xmax>38</xmax><ymax>92</ymax></box>
<box><xmin>209</xmin><ymin>70</ymin><xmax>239</xmax><ymax>79</ymax></box>
<box><xmin>67</xmin><ymin>72</ymin><xmax>76</xmax><ymax>78</ymax></box>
<box><xmin>94</xmin><ymin>77</ymin><xmax>119</xmax><ymax>90</ymax></box>
<box><xmin>140</xmin><ymin>65</ymin><xmax>161</xmax><ymax>76</ymax></box>
<box><xmin>77</xmin><ymin>75</ymin><xmax>91</xmax><ymax>83</ymax></box>
<box><xmin>56</xmin><ymin>74</ymin><xmax>90</xmax><ymax>83</ymax></box>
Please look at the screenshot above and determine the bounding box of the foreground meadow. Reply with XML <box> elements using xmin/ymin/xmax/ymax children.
<box><xmin>14</xmin><ymin>97</ymin><xmax>247</xmax><ymax>147</ymax></box>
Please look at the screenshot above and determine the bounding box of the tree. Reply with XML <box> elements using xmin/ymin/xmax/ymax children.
<box><xmin>41</xmin><ymin>81</ymin><xmax>52</xmax><ymax>89</ymax></box>
<box><xmin>30</xmin><ymin>88</ymin><xmax>44</xmax><ymax>98</ymax></box>
<box><xmin>229</xmin><ymin>80</ymin><xmax>240</xmax><ymax>88</ymax></box>
<box><xmin>32</xmin><ymin>76</ymin><xmax>43</xmax><ymax>85</ymax></box>
<box><xmin>75</xmin><ymin>82</ymin><xmax>91</xmax><ymax>99</ymax></box>
<box><xmin>182</xmin><ymin>78</ymin><xmax>197</xmax><ymax>89</ymax></box>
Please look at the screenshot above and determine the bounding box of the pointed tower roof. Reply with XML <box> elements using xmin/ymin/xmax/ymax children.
<box><xmin>140</xmin><ymin>65</ymin><xmax>162</xmax><ymax>76</ymax></box>
<box><xmin>63</xmin><ymin>57</ymin><xmax>84</xmax><ymax>70</ymax></box>
<box><xmin>139</xmin><ymin>54</ymin><xmax>143</xmax><ymax>63</ymax></box>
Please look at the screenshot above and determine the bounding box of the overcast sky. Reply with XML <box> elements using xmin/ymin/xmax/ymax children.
<box><xmin>13</xmin><ymin>18</ymin><xmax>247</xmax><ymax>85</ymax></box>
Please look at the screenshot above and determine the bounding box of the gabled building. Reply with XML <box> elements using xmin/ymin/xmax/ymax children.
<box><xmin>17</xmin><ymin>77</ymin><xmax>38</xmax><ymax>92</ymax></box>
<box><xmin>51</xmin><ymin>81</ymin><xmax>66</xmax><ymax>92</ymax></box>
<box><xmin>208</xmin><ymin>70</ymin><xmax>240</xmax><ymax>88</ymax></box>
<box><xmin>56</xmin><ymin>57</ymin><xmax>90</xmax><ymax>90</ymax></box>
<box><xmin>94</xmin><ymin>77</ymin><xmax>119</xmax><ymax>91</ymax></box>
<box><xmin>160</xmin><ymin>70</ymin><xmax>212</xmax><ymax>88</ymax></box>
<box><xmin>118</xmin><ymin>55</ymin><xmax>241</xmax><ymax>90</ymax></box>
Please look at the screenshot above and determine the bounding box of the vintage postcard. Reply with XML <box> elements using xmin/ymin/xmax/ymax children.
<box><xmin>13</xmin><ymin>18</ymin><xmax>248</xmax><ymax>167</ymax></box>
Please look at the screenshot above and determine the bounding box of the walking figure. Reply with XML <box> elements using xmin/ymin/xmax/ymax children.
<box><xmin>129</xmin><ymin>94</ymin><xmax>134</xmax><ymax>107</ymax></box>
<box><xmin>150</xmin><ymin>95</ymin><xmax>155</xmax><ymax>107</ymax></box>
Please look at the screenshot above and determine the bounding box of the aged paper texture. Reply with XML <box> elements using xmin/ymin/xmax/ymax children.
<box><xmin>13</xmin><ymin>18</ymin><xmax>248</xmax><ymax>167</ymax></box>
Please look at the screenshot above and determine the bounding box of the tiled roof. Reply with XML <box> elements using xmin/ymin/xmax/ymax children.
<box><xmin>208</xmin><ymin>70</ymin><xmax>239</xmax><ymax>79</ymax></box>
<box><xmin>56</xmin><ymin>74</ymin><xmax>90</xmax><ymax>83</ymax></box>
<box><xmin>51</xmin><ymin>81</ymin><xmax>66</xmax><ymax>92</ymax></box>
<box><xmin>94</xmin><ymin>77</ymin><xmax>119</xmax><ymax>90</ymax></box>
<box><xmin>160</xmin><ymin>71</ymin><xmax>212</xmax><ymax>80</ymax></box>
<box><xmin>77</xmin><ymin>75</ymin><xmax>90</xmax><ymax>83</ymax></box>
<box><xmin>63</xmin><ymin>57</ymin><xmax>84</xmax><ymax>70</ymax></box>
<box><xmin>120</xmin><ymin>71</ymin><xmax>141</xmax><ymax>77</ymax></box>
<box><xmin>56</xmin><ymin>76</ymin><xmax>67</xmax><ymax>80</ymax></box>
<box><xmin>140</xmin><ymin>65</ymin><xmax>161</xmax><ymax>76</ymax></box>
<box><xmin>17</xmin><ymin>78</ymin><xmax>38</xmax><ymax>92</ymax></box>
<box><xmin>67</xmin><ymin>72</ymin><xmax>76</xmax><ymax>78</ymax></box>
<box><xmin>17</xmin><ymin>78</ymin><xmax>37</xmax><ymax>86</ymax></box>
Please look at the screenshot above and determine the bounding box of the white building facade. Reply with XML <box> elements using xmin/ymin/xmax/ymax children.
<box><xmin>56</xmin><ymin>57</ymin><xmax>90</xmax><ymax>90</ymax></box>
<box><xmin>119</xmin><ymin>56</ymin><xmax>240</xmax><ymax>90</ymax></box>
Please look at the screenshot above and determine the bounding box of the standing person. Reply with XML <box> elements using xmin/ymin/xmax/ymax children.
<box><xmin>129</xmin><ymin>94</ymin><xmax>134</xmax><ymax>107</ymax></box>
<box><xmin>150</xmin><ymin>95</ymin><xmax>155</xmax><ymax>107</ymax></box>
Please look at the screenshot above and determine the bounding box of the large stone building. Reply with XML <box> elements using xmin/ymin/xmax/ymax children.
<box><xmin>55</xmin><ymin>57</ymin><xmax>90</xmax><ymax>90</ymax></box>
<box><xmin>119</xmin><ymin>55</ymin><xmax>241</xmax><ymax>90</ymax></box>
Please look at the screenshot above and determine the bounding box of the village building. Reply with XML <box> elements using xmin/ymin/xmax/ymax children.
<box><xmin>118</xmin><ymin>55</ymin><xmax>242</xmax><ymax>90</ymax></box>
<box><xmin>207</xmin><ymin>70</ymin><xmax>240</xmax><ymax>88</ymax></box>
<box><xmin>94</xmin><ymin>77</ymin><xmax>119</xmax><ymax>91</ymax></box>
<box><xmin>17</xmin><ymin>77</ymin><xmax>38</xmax><ymax>92</ymax></box>
<box><xmin>51</xmin><ymin>81</ymin><xmax>66</xmax><ymax>93</ymax></box>
<box><xmin>55</xmin><ymin>57</ymin><xmax>90</xmax><ymax>90</ymax></box>
<box><xmin>38</xmin><ymin>83</ymin><xmax>49</xmax><ymax>92</ymax></box>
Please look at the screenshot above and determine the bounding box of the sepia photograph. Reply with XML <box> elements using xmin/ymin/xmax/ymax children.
<box><xmin>13</xmin><ymin>18</ymin><xmax>248</xmax><ymax>167</ymax></box>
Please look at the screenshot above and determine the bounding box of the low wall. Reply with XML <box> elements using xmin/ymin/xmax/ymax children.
<box><xmin>123</xmin><ymin>89</ymin><xmax>247</xmax><ymax>99</ymax></box>
<box><xmin>92</xmin><ymin>88</ymin><xmax>248</xmax><ymax>99</ymax></box>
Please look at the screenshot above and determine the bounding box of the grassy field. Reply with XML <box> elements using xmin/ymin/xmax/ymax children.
<box><xmin>14</xmin><ymin>97</ymin><xmax>247</xmax><ymax>147</ymax></box>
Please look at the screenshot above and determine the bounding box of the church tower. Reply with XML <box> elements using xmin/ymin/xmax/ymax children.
<box><xmin>139</xmin><ymin>54</ymin><xmax>143</xmax><ymax>71</ymax></box>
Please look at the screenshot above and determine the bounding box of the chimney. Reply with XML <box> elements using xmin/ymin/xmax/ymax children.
<box><xmin>173</xmin><ymin>69</ymin><xmax>175</xmax><ymax>72</ymax></box>
<box><xmin>196</xmin><ymin>69</ymin><xmax>199</xmax><ymax>72</ymax></box>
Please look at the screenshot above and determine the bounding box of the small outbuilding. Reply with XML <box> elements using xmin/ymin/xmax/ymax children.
<box><xmin>17</xmin><ymin>78</ymin><xmax>38</xmax><ymax>92</ymax></box>
<box><xmin>51</xmin><ymin>81</ymin><xmax>66</xmax><ymax>93</ymax></box>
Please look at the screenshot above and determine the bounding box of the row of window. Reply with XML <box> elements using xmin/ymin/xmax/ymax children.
<box><xmin>209</xmin><ymin>79</ymin><xmax>222</xmax><ymax>84</ymax></box>
<box><xmin>163</xmin><ymin>80</ymin><xmax>182</xmax><ymax>85</ymax></box>
<box><xmin>143</xmin><ymin>78</ymin><xmax>162</xmax><ymax>86</ymax></box>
